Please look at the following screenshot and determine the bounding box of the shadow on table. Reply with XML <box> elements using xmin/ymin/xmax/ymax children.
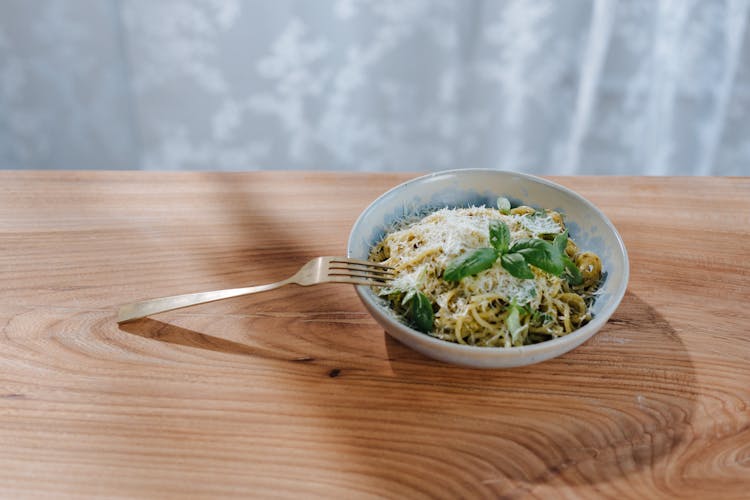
<box><xmin>119</xmin><ymin>318</ymin><xmax>314</xmax><ymax>363</ymax></box>
<box><xmin>376</xmin><ymin>290</ymin><xmax>697</xmax><ymax>494</ymax></box>
<box><xmin>118</xmin><ymin>289</ymin><xmax>697</xmax><ymax>497</ymax></box>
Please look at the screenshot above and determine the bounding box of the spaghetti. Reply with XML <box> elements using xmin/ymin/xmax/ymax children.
<box><xmin>369</xmin><ymin>203</ymin><xmax>603</xmax><ymax>347</ymax></box>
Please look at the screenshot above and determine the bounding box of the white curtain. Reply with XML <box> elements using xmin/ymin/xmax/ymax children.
<box><xmin>1</xmin><ymin>0</ymin><xmax>749</xmax><ymax>175</ymax></box>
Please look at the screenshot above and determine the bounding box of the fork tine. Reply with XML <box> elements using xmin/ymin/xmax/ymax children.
<box><xmin>327</xmin><ymin>257</ymin><xmax>395</xmax><ymax>281</ymax></box>
<box><xmin>329</xmin><ymin>277</ymin><xmax>392</xmax><ymax>287</ymax></box>
<box><xmin>329</xmin><ymin>257</ymin><xmax>392</xmax><ymax>269</ymax></box>
<box><xmin>328</xmin><ymin>270</ymin><xmax>394</xmax><ymax>281</ymax></box>
<box><xmin>328</xmin><ymin>264</ymin><xmax>395</xmax><ymax>277</ymax></box>
<box><xmin>319</xmin><ymin>257</ymin><xmax>395</xmax><ymax>286</ymax></box>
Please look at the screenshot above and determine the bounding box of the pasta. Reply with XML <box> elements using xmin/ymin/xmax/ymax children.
<box><xmin>369</xmin><ymin>202</ymin><xmax>603</xmax><ymax>347</ymax></box>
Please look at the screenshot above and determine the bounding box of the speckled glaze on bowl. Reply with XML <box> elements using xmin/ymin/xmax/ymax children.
<box><xmin>347</xmin><ymin>169</ymin><xmax>629</xmax><ymax>368</ymax></box>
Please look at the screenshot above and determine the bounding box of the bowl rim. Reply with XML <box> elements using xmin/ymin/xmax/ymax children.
<box><xmin>347</xmin><ymin>168</ymin><xmax>630</xmax><ymax>358</ymax></box>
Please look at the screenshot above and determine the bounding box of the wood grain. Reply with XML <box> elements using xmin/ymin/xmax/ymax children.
<box><xmin>0</xmin><ymin>171</ymin><xmax>748</xmax><ymax>499</ymax></box>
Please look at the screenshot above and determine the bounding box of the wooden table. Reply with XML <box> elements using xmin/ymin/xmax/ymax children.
<box><xmin>1</xmin><ymin>171</ymin><xmax>748</xmax><ymax>499</ymax></box>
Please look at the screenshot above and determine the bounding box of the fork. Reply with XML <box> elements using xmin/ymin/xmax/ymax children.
<box><xmin>116</xmin><ymin>256</ymin><xmax>394</xmax><ymax>324</ymax></box>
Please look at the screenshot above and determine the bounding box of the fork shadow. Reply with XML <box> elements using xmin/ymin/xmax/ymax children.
<box><xmin>119</xmin><ymin>318</ymin><xmax>314</xmax><ymax>363</ymax></box>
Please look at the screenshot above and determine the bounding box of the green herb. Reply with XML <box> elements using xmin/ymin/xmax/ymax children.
<box><xmin>553</xmin><ymin>230</ymin><xmax>568</xmax><ymax>254</ymax></box>
<box><xmin>505</xmin><ymin>301</ymin><xmax>527</xmax><ymax>346</ymax></box>
<box><xmin>408</xmin><ymin>291</ymin><xmax>434</xmax><ymax>333</ymax></box>
<box><xmin>443</xmin><ymin>217</ymin><xmax>581</xmax><ymax>283</ymax></box>
<box><xmin>563</xmin><ymin>260</ymin><xmax>583</xmax><ymax>285</ymax></box>
<box><xmin>530</xmin><ymin>309</ymin><xmax>552</xmax><ymax>326</ymax></box>
<box><xmin>496</xmin><ymin>197</ymin><xmax>511</xmax><ymax>215</ymax></box>
<box><xmin>489</xmin><ymin>220</ymin><xmax>510</xmax><ymax>254</ymax></box>
<box><xmin>500</xmin><ymin>252</ymin><xmax>534</xmax><ymax>279</ymax></box>
<box><xmin>443</xmin><ymin>247</ymin><xmax>498</xmax><ymax>282</ymax></box>
<box><xmin>509</xmin><ymin>238</ymin><xmax>565</xmax><ymax>276</ymax></box>
<box><xmin>553</xmin><ymin>230</ymin><xmax>583</xmax><ymax>286</ymax></box>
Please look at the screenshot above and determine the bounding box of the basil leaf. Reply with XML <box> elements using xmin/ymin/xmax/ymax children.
<box><xmin>531</xmin><ymin>309</ymin><xmax>552</xmax><ymax>326</ymax></box>
<box><xmin>409</xmin><ymin>291</ymin><xmax>434</xmax><ymax>333</ymax></box>
<box><xmin>553</xmin><ymin>230</ymin><xmax>568</xmax><ymax>255</ymax></box>
<box><xmin>505</xmin><ymin>301</ymin><xmax>527</xmax><ymax>346</ymax></box>
<box><xmin>563</xmin><ymin>257</ymin><xmax>584</xmax><ymax>286</ymax></box>
<box><xmin>510</xmin><ymin>238</ymin><xmax>564</xmax><ymax>276</ymax></box>
<box><xmin>554</xmin><ymin>230</ymin><xmax>583</xmax><ymax>285</ymax></box>
<box><xmin>500</xmin><ymin>252</ymin><xmax>534</xmax><ymax>279</ymax></box>
<box><xmin>489</xmin><ymin>220</ymin><xmax>511</xmax><ymax>254</ymax></box>
<box><xmin>443</xmin><ymin>247</ymin><xmax>498</xmax><ymax>282</ymax></box>
<box><xmin>497</xmin><ymin>197</ymin><xmax>511</xmax><ymax>215</ymax></box>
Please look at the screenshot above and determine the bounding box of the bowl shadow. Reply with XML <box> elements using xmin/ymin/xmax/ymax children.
<box><xmin>377</xmin><ymin>290</ymin><xmax>696</xmax><ymax>491</ymax></box>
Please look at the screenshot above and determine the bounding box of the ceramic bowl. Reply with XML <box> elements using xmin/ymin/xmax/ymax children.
<box><xmin>346</xmin><ymin>169</ymin><xmax>629</xmax><ymax>368</ymax></box>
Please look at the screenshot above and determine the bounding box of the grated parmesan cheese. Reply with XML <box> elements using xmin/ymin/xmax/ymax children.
<box><xmin>370</xmin><ymin>205</ymin><xmax>598</xmax><ymax>347</ymax></box>
<box><xmin>518</xmin><ymin>213</ymin><xmax>563</xmax><ymax>236</ymax></box>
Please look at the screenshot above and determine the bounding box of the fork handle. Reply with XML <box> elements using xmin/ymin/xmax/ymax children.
<box><xmin>117</xmin><ymin>279</ymin><xmax>292</xmax><ymax>323</ymax></box>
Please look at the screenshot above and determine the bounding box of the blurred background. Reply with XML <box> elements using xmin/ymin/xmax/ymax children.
<box><xmin>0</xmin><ymin>0</ymin><xmax>748</xmax><ymax>175</ymax></box>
